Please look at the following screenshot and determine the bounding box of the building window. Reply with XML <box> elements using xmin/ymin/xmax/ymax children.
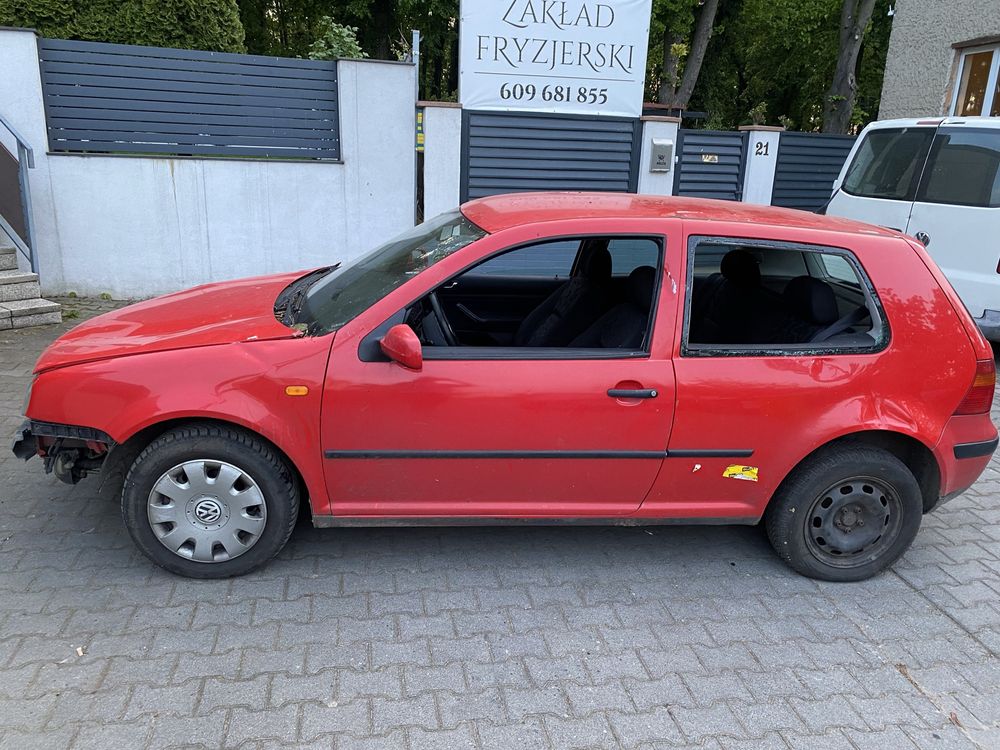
<box><xmin>952</xmin><ymin>45</ymin><xmax>1000</xmax><ymax>117</ymax></box>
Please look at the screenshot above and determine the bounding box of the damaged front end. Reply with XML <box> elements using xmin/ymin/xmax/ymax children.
<box><xmin>11</xmin><ymin>420</ymin><xmax>114</xmax><ymax>485</ymax></box>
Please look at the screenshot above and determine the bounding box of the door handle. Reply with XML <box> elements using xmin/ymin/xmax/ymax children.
<box><xmin>607</xmin><ymin>388</ymin><xmax>658</xmax><ymax>399</ymax></box>
<box><xmin>914</xmin><ymin>231</ymin><xmax>930</xmax><ymax>247</ymax></box>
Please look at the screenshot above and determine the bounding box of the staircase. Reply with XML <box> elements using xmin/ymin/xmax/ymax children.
<box><xmin>0</xmin><ymin>242</ymin><xmax>60</xmax><ymax>329</ymax></box>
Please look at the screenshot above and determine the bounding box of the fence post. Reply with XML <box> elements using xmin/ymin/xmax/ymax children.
<box><xmin>637</xmin><ymin>116</ymin><xmax>681</xmax><ymax>196</ymax></box>
<box><xmin>739</xmin><ymin>125</ymin><xmax>784</xmax><ymax>205</ymax></box>
<box><xmin>421</xmin><ymin>102</ymin><xmax>463</xmax><ymax>218</ymax></box>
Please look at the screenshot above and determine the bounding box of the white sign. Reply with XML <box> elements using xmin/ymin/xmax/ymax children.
<box><xmin>459</xmin><ymin>0</ymin><xmax>653</xmax><ymax>118</ymax></box>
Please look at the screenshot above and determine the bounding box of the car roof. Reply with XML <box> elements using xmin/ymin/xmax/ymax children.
<box><xmin>461</xmin><ymin>191</ymin><xmax>901</xmax><ymax>238</ymax></box>
<box><xmin>865</xmin><ymin>116</ymin><xmax>1000</xmax><ymax>130</ymax></box>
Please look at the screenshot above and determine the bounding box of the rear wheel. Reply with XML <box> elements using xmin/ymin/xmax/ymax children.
<box><xmin>122</xmin><ymin>423</ymin><xmax>299</xmax><ymax>578</ymax></box>
<box><xmin>765</xmin><ymin>444</ymin><xmax>922</xmax><ymax>582</ymax></box>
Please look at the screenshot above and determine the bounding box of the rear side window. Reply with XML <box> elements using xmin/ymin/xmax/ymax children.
<box><xmin>841</xmin><ymin>127</ymin><xmax>933</xmax><ymax>201</ymax></box>
<box><xmin>684</xmin><ymin>237</ymin><xmax>887</xmax><ymax>355</ymax></box>
<box><xmin>916</xmin><ymin>129</ymin><xmax>1000</xmax><ymax>208</ymax></box>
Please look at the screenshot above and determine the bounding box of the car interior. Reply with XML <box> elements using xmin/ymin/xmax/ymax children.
<box><xmin>687</xmin><ymin>241</ymin><xmax>880</xmax><ymax>348</ymax></box>
<box><xmin>393</xmin><ymin>235</ymin><xmax>879</xmax><ymax>353</ymax></box>
<box><xmin>405</xmin><ymin>236</ymin><xmax>662</xmax><ymax>350</ymax></box>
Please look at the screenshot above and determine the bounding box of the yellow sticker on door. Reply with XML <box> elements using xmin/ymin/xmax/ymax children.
<box><xmin>723</xmin><ymin>465</ymin><xmax>759</xmax><ymax>482</ymax></box>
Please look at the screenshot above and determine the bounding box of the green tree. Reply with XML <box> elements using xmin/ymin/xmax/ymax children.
<box><xmin>0</xmin><ymin>0</ymin><xmax>245</xmax><ymax>52</ymax></box>
<box><xmin>823</xmin><ymin>0</ymin><xmax>878</xmax><ymax>132</ymax></box>
<box><xmin>692</xmin><ymin>0</ymin><xmax>891</xmax><ymax>131</ymax></box>
<box><xmin>647</xmin><ymin>0</ymin><xmax>722</xmax><ymax>108</ymax></box>
<box><xmin>308</xmin><ymin>16</ymin><xmax>366</xmax><ymax>60</ymax></box>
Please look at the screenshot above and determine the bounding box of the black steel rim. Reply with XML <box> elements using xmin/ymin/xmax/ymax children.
<box><xmin>803</xmin><ymin>475</ymin><xmax>903</xmax><ymax>568</ymax></box>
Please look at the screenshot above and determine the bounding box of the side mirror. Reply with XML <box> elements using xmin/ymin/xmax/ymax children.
<box><xmin>379</xmin><ymin>324</ymin><xmax>423</xmax><ymax>370</ymax></box>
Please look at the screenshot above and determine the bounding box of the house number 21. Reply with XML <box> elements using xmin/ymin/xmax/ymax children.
<box><xmin>755</xmin><ymin>141</ymin><xmax>770</xmax><ymax>156</ymax></box>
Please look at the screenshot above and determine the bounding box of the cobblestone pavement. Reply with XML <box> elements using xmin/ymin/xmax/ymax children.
<box><xmin>1</xmin><ymin>300</ymin><xmax>999</xmax><ymax>750</ymax></box>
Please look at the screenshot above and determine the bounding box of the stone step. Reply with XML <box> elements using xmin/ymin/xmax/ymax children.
<box><xmin>0</xmin><ymin>297</ymin><xmax>61</xmax><ymax>330</ymax></box>
<box><xmin>0</xmin><ymin>269</ymin><xmax>41</xmax><ymax>302</ymax></box>
<box><xmin>0</xmin><ymin>246</ymin><xmax>17</xmax><ymax>271</ymax></box>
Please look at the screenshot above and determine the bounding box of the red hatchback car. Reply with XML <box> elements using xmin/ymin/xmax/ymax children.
<box><xmin>12</xmin><ymin>193</ymin><xmax>998</xmax><ymax>581</ymax></box>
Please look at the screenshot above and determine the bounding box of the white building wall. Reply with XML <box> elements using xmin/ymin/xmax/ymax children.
<box><xmin>0</xmin><ymin>28</ymin><xmax>416</xmax><ymax>298</ymax></box>
<box><xmin>880</xmin><ymin>0</ymin><xmax>1000</xmax><ymax>119</ymax></box>
<box><xmin>422</xmin><ymin>103</ymin><xmax>462</xmax><ymax>219</ymax></box>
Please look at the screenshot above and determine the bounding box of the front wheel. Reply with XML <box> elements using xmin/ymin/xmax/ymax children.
<box><xmin>122</xmin><ymin>423</ymin><xmax>300</xmax><ymax>578</ymax></box>
<box><xmin>765</xmin><ymin>444</ymin><xmax>922</xmax><ymax>582</ymax></box>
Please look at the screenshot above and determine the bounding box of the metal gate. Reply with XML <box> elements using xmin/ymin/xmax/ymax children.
<box><xmin>673</xmin><ymin>129</ymin><xmax>748</xmax><ymax>201</ymax></box>
<box><xmin>460</xmin><ymin>111</ymin><xmax>641</xmax><ymax>202</ymax></box>
<box><xmin>770</xmin><ymin>132</ymin><xmax>856</xmax><ymax>212</ymax></box>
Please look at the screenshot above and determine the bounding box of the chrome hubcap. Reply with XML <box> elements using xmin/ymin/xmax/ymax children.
<box><xmin>147</xmin><ymin>459</ymin><xmax>267</xmax><ymax>563</ymax></box>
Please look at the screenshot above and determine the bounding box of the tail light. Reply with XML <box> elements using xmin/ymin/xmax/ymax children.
<box><xmin>955</xmin><ymin>359</ymin><xmax>996</xmax><ymax>415</ymax></box>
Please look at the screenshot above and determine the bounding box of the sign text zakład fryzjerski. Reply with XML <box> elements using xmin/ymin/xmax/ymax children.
<box><xmin>459</xmin><ymin>0</ymin><xmax>653</xmax><ymax>118</ymax></box>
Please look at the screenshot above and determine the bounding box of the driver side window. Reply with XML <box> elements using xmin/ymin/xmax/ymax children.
<box><xmin>409</xmin><ymin>235</ymin><xmax>663</xmax><ymax>356</ymax></box>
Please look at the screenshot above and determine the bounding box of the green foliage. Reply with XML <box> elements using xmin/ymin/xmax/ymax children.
<box><xmin>0</xmin><ymin>0</ymin><xmax>245</xmax><ymax>52</ymax></box>
<box><xmin>692</xmin><ymin>0</ymin><xmax>892</xmax><ymax>131</ymax></box>
<box><xmin>644</xmin><ymin>0</ymin><xmax>703</xmax><ymax>100</ymax></box>
<box><xmin>1</xmin><ymin>0</ymin><xmax>892</xmax><ymax>132</ymax></box>
<box><xmin>307</xmin><ymin>16</ymin><xmax>365</xmax><ymax>60</ymax></box>
<box><xmin>239</xmin><ymin>0</ymin><xmax>460</xmax><ymax>98</ymax></box>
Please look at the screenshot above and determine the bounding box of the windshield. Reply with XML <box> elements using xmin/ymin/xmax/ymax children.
<box><xmin>293</xmin><ymin>210</ymin><xmax>486</xmax><ymax>335</ymax></box>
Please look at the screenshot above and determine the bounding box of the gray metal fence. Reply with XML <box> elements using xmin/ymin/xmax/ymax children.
<box><xmin>771</xmin><ymin>132</ymin><xmax>856</xmax><ymax>212</ymax></box>
<box><xmin>460</xmin><ymin>111</ymin><xmax>640</xmax><ymax>202</ymax></box>
<box><xmin>37</xmin><ymin>37</ymin><xmax>340</xmax><ymax>159</ymax></box>
<box><xmin>673</xmin><ymin>130</ymin><xmax>748</xmax><ymax>201</ymax></box>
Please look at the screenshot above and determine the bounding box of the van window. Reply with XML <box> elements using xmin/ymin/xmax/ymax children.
<box><xmin>916</xmin><ymin>129</ymin><xmax>1000</xmax><ymax>208</ymax></box>
<box><xmin>841</xmin><ymin>128</ymin><xmax>933</xmax><ymax>201</ymax></box>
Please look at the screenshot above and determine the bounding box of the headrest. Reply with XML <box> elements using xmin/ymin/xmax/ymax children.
<box><xmin>576</xmin><ymin>239</ymin><xmax>612</xmax><ymax>281</ymax></box>
<box><xmin>783</xmin><ymin>275</ymin><xmax>839</xmax><ymax>325</ymax></box>
<box><xmin>627</xmin><ymin>265</ymin><xmax>656</xmax><ymax>312</ymax></box>
<box><xmin>720</xmin><ymin>249</ymin><xmax>761</xmax><ymax>288</ymax></box>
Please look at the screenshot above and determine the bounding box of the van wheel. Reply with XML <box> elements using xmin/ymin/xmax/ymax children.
<box><xmin>764</xmin><ymin>444</ymin><xmax>922</xmax><ymax>582</ymax></box>
<box><xmin>122</xmin><ymin>424</ymin><xmax>299</xmax><ymax>579</ymax></box>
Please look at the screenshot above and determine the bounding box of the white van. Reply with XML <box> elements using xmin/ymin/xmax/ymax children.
<box><xmin>826</xmin><ymin>117</ymin><xmax>1000</xmax><ymax>341</ymax></box>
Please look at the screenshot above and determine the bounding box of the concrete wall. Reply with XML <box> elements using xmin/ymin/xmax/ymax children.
<box><xmin>740</xmin><ymin>127</ymin><xmax>783</xmax><ymax>205</ymax></box>
<box><xmin>880</xmin><ymin>0</ymin><xmax>1000</xmax><ymax>119</ymax></box>
<box><xmin>0</xmin><ymin>28</ymin><xmax>416</xmax><ymax>298</ymax></box>
<box><xmin>421</xmin><ymin>103</ymin><xmax>462</xmax><ymax>219</ymax></box>
<box><xmin>636</xmin><ymin>117</ymin><xmax>680</xmax><ymax>196</ymax></box>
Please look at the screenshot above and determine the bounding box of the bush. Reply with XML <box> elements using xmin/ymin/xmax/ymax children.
<box><xmin>0</xmin><ymin>0</ymin><xmax>245</xmax><ymax>52</ymax></box>
<box><xmin>307</xmin><ymin>16</ymin><xmax>365</xmax><ymax>61</ymax></box>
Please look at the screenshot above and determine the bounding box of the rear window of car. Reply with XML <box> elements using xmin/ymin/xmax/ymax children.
<box><xmin>841</xmin><ymin>127</ymin><xmax>934</xmax><ymax>201</ymax></box>
<box><xmin>916</xmin><ymin>128</ymin><xmax>1000</xmax><ymax>208</ymax></box>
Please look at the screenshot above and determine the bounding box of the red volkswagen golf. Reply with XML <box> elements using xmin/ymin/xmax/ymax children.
<box><xmin>12</xmin><ymin>193</ymin><xmax>997</xmax><ymax>581</ymax></box>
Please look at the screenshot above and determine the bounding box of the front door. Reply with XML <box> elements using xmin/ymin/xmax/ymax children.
<box><xmin>319</xmin><ymin>226</ymin><xmax>679</xmax><ymax>518</ymax></box>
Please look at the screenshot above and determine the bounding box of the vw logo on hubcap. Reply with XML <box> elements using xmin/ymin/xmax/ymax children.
<box><xmin>193</xmin><ymin>498</ymin><xmax>223</xmax><ymax>524</ymax></box>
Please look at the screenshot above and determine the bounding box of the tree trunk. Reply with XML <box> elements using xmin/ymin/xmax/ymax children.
<box><xmin>369</xmin><ymin>0</ymin><xmax>395</xmax><ymax>59</ymax></box>
<box><xmin>658</xmin><ymin>0</ymin><xmax>721</xmax><ymax>109</ymax></box>
<box><xmin>822</xmin><ymin>0</ymin><xmax>877</xmax><ymax>133</ymax></box>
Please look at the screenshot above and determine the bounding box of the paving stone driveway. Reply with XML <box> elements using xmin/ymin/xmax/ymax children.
<box><xmin>1</xmin><ymin>300</ymin><xmax>999</xmax><ymax>750</ymax></box>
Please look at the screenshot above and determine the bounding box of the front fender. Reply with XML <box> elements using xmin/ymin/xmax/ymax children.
<box><xmin>27</xmin><ymin>336</ymin><xmax>333</xmax><ymax>509</ymax></box>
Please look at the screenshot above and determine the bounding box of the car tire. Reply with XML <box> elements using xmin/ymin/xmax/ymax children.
<box><xmin>764</xmin><ymin>444</ymin><xmax>922</xmax><ymax>582</ymax></box>
<box><xmin>121</xmin><ymin>423</ymin><xmax>299</xmax><ymax>579</ymax></box>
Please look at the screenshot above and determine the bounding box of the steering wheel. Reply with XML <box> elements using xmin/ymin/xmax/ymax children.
<box><xmin>428</xmin><ymin>291</ymin><xmax>459</xmax><ymax>346</ymax></box>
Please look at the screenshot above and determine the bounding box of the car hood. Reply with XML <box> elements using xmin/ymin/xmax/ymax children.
<box><xmin>35</xmin><ymin>271</ymin><xmax>314</xmax><ymax>373</ymax></box>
